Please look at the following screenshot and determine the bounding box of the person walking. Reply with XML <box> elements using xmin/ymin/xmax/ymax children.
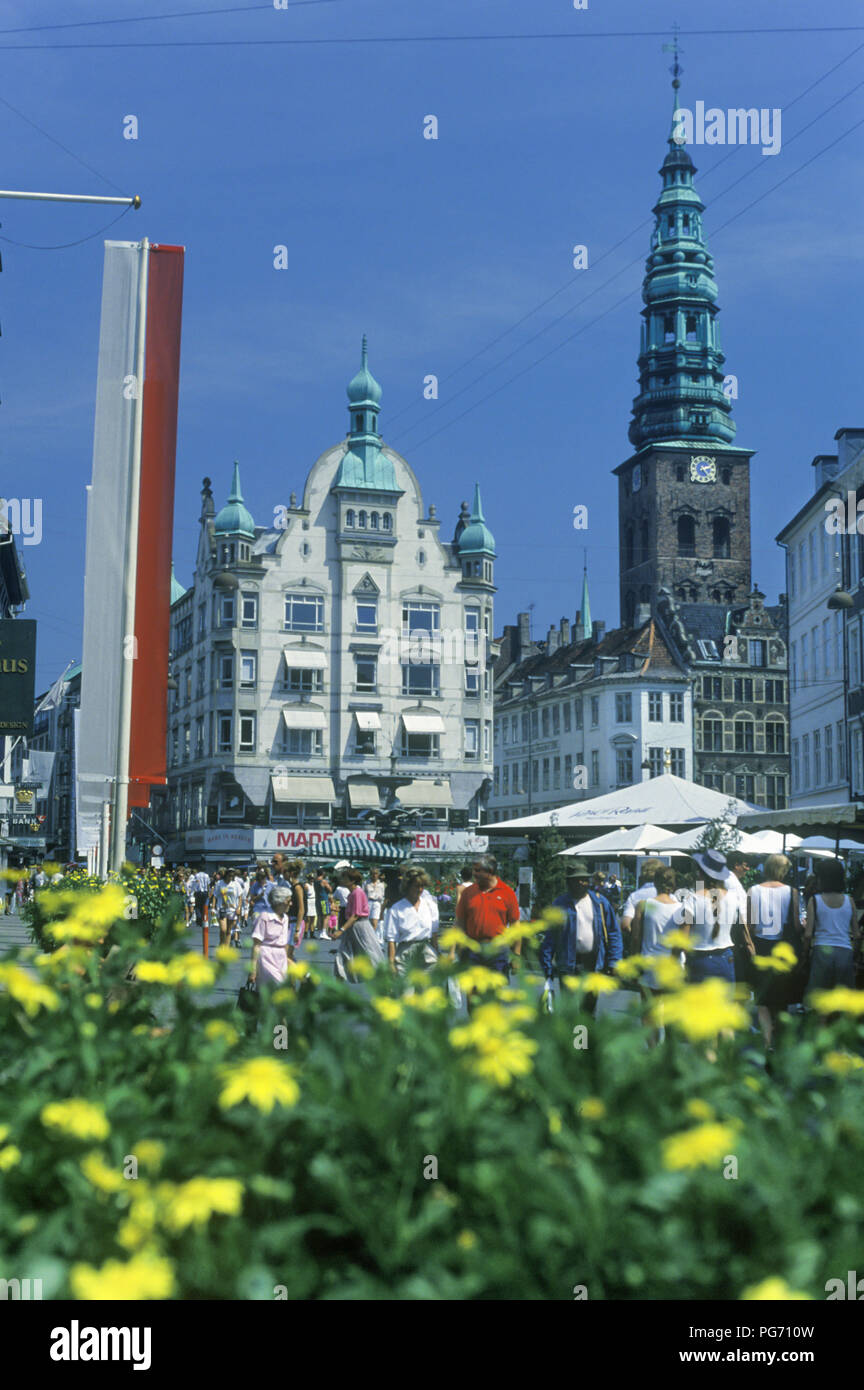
<box><xmin>620</xmin><ymin>859</ymin><xmax>665</xmax><ymax>939</ymax></box>
<box><xmin>746</xmin><ymin>854</ymin><xmax>800</xmax><ymax>1049</ymax></box>
<box><xmin>248</xmin><ymin>866</ymin><xmax>270</xmax><ymax>924</ymax></box>
<box><xmin>804</xmin><ymin>857</ymin><xmax>859</xmax><ymax>994</ymax></box>
<box><xmin>304</xmin><ymin>873</ymin><xmax>318</xmax><ymax>939</ymax></box>
<box><xmin>188</xmin><ymin>864</ymin><xmax>211</xmax><ymax>955</ymax></box>
<box><xmin>681</xmin><ymin>849</ymin><xmax>740</xmax><ymax>985</ymax></box>
<box><xmin>631</xmin><ymin>865</ymin><xmax>681</xmax><ymax>988</ymax></box>
<box><xmin>540</xmin><ymin>862</ymin><xmax>623</xmax><ymax>1004</ymax></box>
<box><xmin>284</xmin><ymin>860</ymin><xmax>306</xmax><ymax>951</ymax></box>
<box><xmin>384</xmin><ymin>869</ymin><xmax>440</xmax><ymax>975</ymax></box>
<box><xmin>330</xmin><ymin>868</ymin><xmax>384</xmax><ymax>981</ymax></box>
<box><xmin>365</xmin><ymin>867</ymin><xmax>386</xmax><ymax>945</ymax></box>
<box><xmin>250</xmin><ymin>885</ymin><xmax>292</xmax><ymax>1006</ymax></box>
<box><xmin>315</xmin><ymin>869</ymin><xmax>332</xmax><ymax>939</ymax></box>
<box><xmin>454</xmin><ymin>855</ymin><xmax>521</xmax><ymax>992</ymax></box>
<box><xmin>215</xmin><ymin>868</ymin><xmax>240</xmax><ymax>949</ymax></box>
<box><xmin>454</xmin><ymin>865</ymin><xmax>473</xmax><ymax>914</ymax></box>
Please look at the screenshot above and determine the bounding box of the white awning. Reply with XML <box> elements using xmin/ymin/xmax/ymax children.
<box><xmin>354</xmin><ymin>711</ymin><xmax>381</xmax><ymax>731</ymax></box>
<box><xmin>347</xmin><ymin>782</ymin><xmax>381</xmax><ymax>809</ymax></box>
<box><xmin>283</xmin><ymin>646</ymin><xmax>327</xmax><ymax>669</ymax></box>
<box><xmin>401</xmin><ymin>711</ymin><xmax>446</xmax><ymax>734</ymax></box>
<box><xmin>396</xmin><ymin>779</ymin><xmax>454</xmax><ymax>808</ymax></box>
<box><xmin>281</xmin><ymin>707</ymin><xmax>327</xmax><ymax>730</ymax></box>
<box><xmin>271</xmin><ymin>775</ymin><xmax>336</xmax><ymax>803</ymax></box>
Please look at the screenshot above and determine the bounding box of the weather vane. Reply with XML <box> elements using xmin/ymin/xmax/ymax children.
<box><xmin>662</xmin><ymin>22</ymin><xmax>683</xmax><ymax>89</ymax></box>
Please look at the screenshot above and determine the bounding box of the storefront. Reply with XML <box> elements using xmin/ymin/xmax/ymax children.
<box><xmin>172</xmin><ymin>826</ymin><xmax>489</xmax><ymax>868</ymax></box>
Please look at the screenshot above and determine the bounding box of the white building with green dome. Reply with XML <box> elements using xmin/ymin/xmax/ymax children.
<box><xmin>160</xmin><ymin>341</ymin><xmax>495</xmax><ymax>863</ymax></box>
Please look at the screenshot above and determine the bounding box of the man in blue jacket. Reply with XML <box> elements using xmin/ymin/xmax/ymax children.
<box><xmin>540</xmin><ymin>861</ymin><xmax>623</xmax><ymax>986</ymax></box>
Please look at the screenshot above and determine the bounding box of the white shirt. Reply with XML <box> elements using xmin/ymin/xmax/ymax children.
<box><xmin>621</xmin><ymin>882</ymin><xmax>656</xmax><ymax>924</ymax></box>
<box><xmin>684</xmin><ymin>889</ymin><xmax>737</xmax><ymax>952</ymax></box>
<box><xmin>573</xmin><ymin>895</ymin><xmax>596</xmax><ymax>954</ymax></box>
<box><xmin>189</xmin><ymin>871</ymin><xmax>210</xmax><ymax>894</ymax></box>
<box><xmin>384</xmin><ymin>891</ymin><xmax>440</xmax><ymax>945</ymax></box>
<box><xmin>305</xmin><ymin>883</ymin><xmax>316</xmax><ymax>915</ymax></box>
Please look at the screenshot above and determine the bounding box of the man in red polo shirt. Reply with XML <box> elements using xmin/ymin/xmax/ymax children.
<box><xmin>455</xmin><ymin>855</ymin><xmax>521</xmax><ymax>984</ymax></box>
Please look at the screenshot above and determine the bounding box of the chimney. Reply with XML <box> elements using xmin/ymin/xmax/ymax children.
<box><xmin>635</xmin><ymin>603</ymin><xmax>652</xmax><ymax>627</ymax></box>
<box><xmin>560</xmin><ymin>617</ymin><xmax>571</xmax><ymax>645</ymax></box>
<box><xmin>812</xmin><ymin>454</ymin><xmax>840</xmax><ymax>491</ymax></box>
<box><xmin>547</xmin><ymin>625</ymin><xmax>559</xmax><ymax>653</ymax></box>
<box><xmin>834</xmin><ymin>427</ymin><xmax>864</xmax><ymax>475</ymax></box>
<box><xmin>517</xmin><ymin>612</ymin><xmax>531</xmax><ymax>652</ymax></box>
<box><xmin>592</xmin><ymin>619</ymin><xmax>605</xmax><ymax>643</ymax></box>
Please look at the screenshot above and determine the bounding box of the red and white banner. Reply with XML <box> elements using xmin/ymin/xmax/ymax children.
<box><xmin>77</xmin><ymin>240</ymin><xmax>184</xmax><ymax>851</ymax></box>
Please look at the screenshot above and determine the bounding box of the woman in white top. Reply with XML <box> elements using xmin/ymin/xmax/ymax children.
<box><xmin>383</xmin><ymin>870</ymin><xmax>440</xmax><ymax>975</ymax></box>
<box><xmin>365</xmin><ymin>868</ymin><xmax>386</xmax><ymax>944</ymax></box>
<box><xmin>631</xmin><ymin>866</ymin><xmax>682</xmax><ymax>994</ymax></box>
<box><xmin>804</xmin><ymin>857</ymin><xmax>858</xmax><ymax>995</ymax></box>
<box><xmin>304</xmin><ymin>877</ymin><xmax>317</xmax><ymax>938</ymax></box>
<box><xmin>682</xmin><ymin>849</ymin><xmax>742</xmax><ymax>985</ymax></box>
<box><xmin>747</xmin><ymin>854</ymin><xmax>799</xmax><ymax>1048</ymax></box>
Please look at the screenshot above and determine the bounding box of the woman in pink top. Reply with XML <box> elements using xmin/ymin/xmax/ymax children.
<box><xmin>331</xmin><ymin>868</ymin><xmax>384</xmax><ymax>981</ymax></box>
<box><xmin>250</xmin><ymin>886</ymin><xmax>291</xmax><ymax>993</ymax></box>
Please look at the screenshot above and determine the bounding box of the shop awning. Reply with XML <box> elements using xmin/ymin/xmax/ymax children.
<box><xmin>281</xmin><ymin>707</ymin><xmax>327</xmax><ymax>730</ymax></box>
<box><xmin>270</xmin><ymin>775</ymin><xmax>336</xmax><ymax>803</ymax></box>
<box><xmin>401</xmin><ymin>712</ymin><xmax>446</xmax><ymax>734</ymax></box>
<box><xmin>309</xmin><ymin>834</ymin><xmax>410</xmax><ymax>861</ymax></box>
<box><xmin>353</xmin><ymin>711</ymin><xmax>381</xmax><ymax>731</ymax></box>
<box><xmin>396</xmin><ymin>779</ymin><xmax>454</xmax><ymax>808</ymax></box>
<box><xmin>283</xmin><ymin>647</ymin><xmax>327</xmax><ymax>668</ymax></box>
<box><xmin>737</xmin><ymin>803</ymin><xmax>864</xmax><ymax>840</ymax></box>
<box><xmin>347</xmin><ymin>782</ymin><xmax>381</xmax><ymax>808</ymax></box>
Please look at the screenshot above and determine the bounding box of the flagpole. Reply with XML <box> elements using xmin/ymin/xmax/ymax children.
<box><xmin>110</xmin><ymin>237</ymin><xmax>149</xmax><ymax>873</ymax></box>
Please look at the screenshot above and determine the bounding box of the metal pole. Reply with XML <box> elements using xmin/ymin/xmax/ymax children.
<box><xmin>99</xmin><ymin>799</ymin><xmax>111</xmax><ymax>879</ymax></box>
<box><xmin>110</xmin><ymin>238</ymin><xmax>149</xmax><ymax>872</ymax></box>
<box><xmin>0</xmin><ymin>190</ymin><xmax>140</xmax><ymax>207</ymax></box>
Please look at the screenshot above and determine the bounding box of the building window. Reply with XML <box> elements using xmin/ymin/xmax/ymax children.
<box><xmin>217</xmin><ymin>714</ymin><xmax>232</xmax><ymax>753</ymax></box>
<box><xmin>354</xmin><ymin>727</ymin><xmax>376</xmax><ymax>756</ymax></box>
<box><xmin>195</xmin><ymin>718</ymin><xmax>204</xmax><ymax>759</ymax></box>
<box><xmin>553</xmin><ymin>755</ymin><xmax>561</xmax><ymax>789</ymax></box>
<box><xmin>669</xmin><ymin>692</ymin><xmax>685</xmax><ymax>722</ymax></box>
<box><xmin>402</xmin><ymin>601</ymin><xmax>440</xmax><ymax>652</ymax></box>
<box><xmin>735</xmin><ymin>775</ymin><xmax>755</xmax><ymax>802</ymax></box>
<box><xmin>238</xmin><ymin>713</ymin><xmax>256</xmax><ymax>753</ymax></box>
<box><xmin>532</xmin><ymin>761</ymin><xmax>539</xmax><ymax>791</ymax></box>
<box><xmin>764</xmin><ymin>678</ymin><xmax>784</xmax><ymax>703</ymax></box>
<box><xmin>646</xmin><ymin>747</ymin><xmax>663</xmax><ymax>778</ymax></box>
<box><xmin>484</xmin><ymin>721</ymin><xmax>491</xmax><ymax>760</ymax></box>
<box><xmin>648</xmin><ymin>691</ymin><xmax>663</xmax><ymax>721</ymax></box>
<box><xmin>531</xmin><ymin>710</ymin><xmax>539</xmax><ymax>738</ymax></box>
<box><xmin>733</xmin><ymin>677</ymin><xmax>754</xmax><ymax>704</ymax></box>
<box><xmin>402</xmin><ymin>663</ymin><xmax>440</xmax><ymax>697</ymax></box>
<box><xmin>702</xmin><ymin>718</ymin><xmax>723</xmax><ymax>752</ymax></box>
<box><xmin>239</xmin><ymin>652</ymin><xmax>257</xmax><ymax>689</ymax></box>
<box><xmin>219</xmin><ymin>653</ymin><xmax>234</xmax><ymax>689</ymax></box>
<box><xmin>677</xmin><ymin>515</ymin><xmax>696</xmax><ymax>557</ymax></box>
<box><xmin>282</xmin><ymin>728</ymin><xmax>323</xmax><ymax>756</ymax></box>
<box><xmin>574</xmin><ymin>698</ymin><xmax>583</xmax><ymax>730</ymax></box>
<box><xmin>240</xmin><ymin>592</ymin><xmax>258</xmax><ymax>629</ymax></box>
<box><xmin>465</xmin><ymin>667</ymin><xmax>480</xmax><ymax>698</ymax></box>
<box><xmin>563</xmin><ymin>703</ymin><xmax>571</xmax><ymax>733</ymax></box>
<box><xmin>615</xmin><ymin>692</ymin><xmax>632</xmax><ymax>723</ymax></box>
<box><xmin>464</xmin><ymin>720</ymin><xmax>480</xmax><ymax>761</ymax></box>
<box><xmin>218</xmin><ymin>592</ymin><xmax>235</xmax><ymax>627</ymax></box>
<box><xmin>802</xmin><ymin>734</ymin><xmax>810</xmax><ymax>787</ymax></box>
<box><xmin>813</xmin><ymin>729</ymin><xmax>821</xmax><ymax>785</ymax></box>
<box><xmin>765</xmin><ymin>720</ymin><xmax>785</xmax><ymax>755</ymax></box>
<box><xmin>183</xmin><ymin>724</ymin><xmax>190</xmax><ymax>762</ymax></box>
<box><xmin>792</xmin><ymin>739</ymin><xmax>800</xmax><ymax>791</ymax></box>
<box><xmin>522</xmin><ymin>761</ymin><xmax>529</xmax><ymax>792</ymax></box>
<box><xmin>382</xmin><ymin>513</ymin><xmax>392</xmax><ymax>531</ymax></box>
<box><xmin>370</xmin><ymin>512</ymin><xmax>379</xmax><ymax>530</ymax></box>
<box><xmin>590</xmin><ymin>750</ymin><xmax>600</xmax><ymax>786</ymax></box>
<box><xmin>542</xmin><ymin>758</ymin><xmax>550</xmax><ymax>791</ymax></box>
<box><xmin>521</xmin><ymin>712</ymin><xmax>529</xmax><ymax>743</ymax></box>
<box><xmin>355</xmin><ymin>599</ymin><xmax>378</xmax><ymax>632</ymax></box>
<box><xmin>346</xmin><ymin>509</ymin><xmax>355</xmax><ymax>528</ymax></box>
<box><xmin>825</xmin><ymin>724</ymin><xmax>834</xmax><ymax>783</ymax></box>
<box><xmin>669</xmin><ymin>748</ymin><xmax>685</xmax><ymax>776</ymax></box>
<box><xmin>712</xmin><ymin>517</ymin><xmax>731</xmax><ymax>558</ymax></box>
<box><xmin>734</xmin><ymin>718</ymin><xmax>754</xmax><ymax>753</ymax></box>
<box><xmin>748</xmin><ymin>639</ymin><xmax>767</xmax><ymax>668</ymax></box>
<box><xmin>285</xmin><ymin>667</ymin><xmax>323</xmax><ymax>694</ymax></box>
<box><xmin>838</xmin><ymin>722</ymin><xmax>846</xmax><ymax>780</ymax></box>
<box><xmin>765</xmin><ymin>775</ymin><xmax>787</xmax><ymax>810</ymax></box>
<box><xmin>502</xmin><ymin>765</ymin><xmax>510</xmax><ymax>796</ymax></box>
<box><xmin>564</xmin><ymin>754</ymin><xmax>572</xmax><ymax>788</ymax></box>
<box><xmin>552</xmin><ymin>704</ymin><xmax>560</xmax><ymax>735</ymax></box>
<box><xmin>590</xmin><ymin>696</ymin><xmax>599</xmax><ymax>727</ymax></box>
<box><xmin>354</xmin><ymin>656</ymin><xmax>377</xmax><ymax>693</ymax></box>
<box><xmin>702</xmin><ymin>675</ymin><xmax>723</xmax><ymax>700</ymax></box>
<box><xmin>615</xmin><ymin>746</ymin><xmax>633</xmax><ymax>786</ymax></box>
<box><xmin>284</xmin><ymin>593</ymin><xmax>324</xmax><ymax>632</ymax></box>
<box><xmin>197</xmin><ymin>602</ymin><xmax>206</xmax><ymax>637</ymax></box>
<box><xmin>541</xmin><ymin>707</ymin><xmax>550</xmax><ymax>737</ymax></box>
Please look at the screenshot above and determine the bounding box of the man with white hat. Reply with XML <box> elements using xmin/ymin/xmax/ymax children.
<box><xmin>684</xmin><ymin>848</ymin><xmax>746</xmax><ymax>984</ymax></box>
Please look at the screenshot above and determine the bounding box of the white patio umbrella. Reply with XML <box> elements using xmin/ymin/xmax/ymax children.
<box><xmin>795</xmin><ymin>836</ymin><xmax>864</xmax><ymax>854</ymax></box>
<box><xmin>558</xmin><ymin>824</ymin><xmax>682</xmax><ymax>857</ymax></box>
<box><xmin>654</xmin><ymin>825</ymin><xmax>795</xmax><ymax>855</ymax></box>
<box><xmin>483</xmin><ymin>774</ymin><xmax>763</xmax><ymax>833</ymax></box>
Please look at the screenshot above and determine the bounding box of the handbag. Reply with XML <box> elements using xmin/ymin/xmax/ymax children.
<box><xmin>237</xmin><ymin>977</ymin><xmax>258</xmax><ymax>1014</ymax></box>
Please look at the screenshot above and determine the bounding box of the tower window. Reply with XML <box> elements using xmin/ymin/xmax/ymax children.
<box><xmin>676</xmin><ymin>465</ymin><xmax>685</xmax><ymax>481</ymax></box>
<box><xmin>686</xmin><ymin>315</ymin><xmax>697</xmax><ymax>340</ymax></box>
<box><xmin>370</xmin><ymin>512</ymin><xmax>379</xmax><ymax>529</ymax></box>
<box><xmin>712</xmin><ymin>517</ymin><xmax>731</xmax><ymax>558</ymax></box>
<box><xmin>722</xmin><ymin>468</ymin><xmax>731</xmax><ymax>485</ymax></box>
<box><xmin>355</xmin><ymin>414</ymin><xmax>363</xmax><ymax>430</ymax></box>
<box><xmin>682</xmin><ymin>214</ymin><xmax>690</xmax><ymax>231</ymax></box>
<box><xmin>345</xmin><ymin>509</ymin><xmax>355</xmax><ymax>528</ymax></box>
<box><xmin>664</xmin><ymin>316</ymin><xmax>675</xmax><ymax>343</ymax></box>
<box><xmin>358</xmin><ymin>510</ymin><xmax>367</xmax><ymax>528</ymax></box>
<box><xmin>677</xmin><ymin>515</ymin><xmax>696</xmax><ymax>558</ymax></box>
<box><xmin>382</xmin><ymin>512</ymin><xmax>392</xmax><ymax>531</ymax></box>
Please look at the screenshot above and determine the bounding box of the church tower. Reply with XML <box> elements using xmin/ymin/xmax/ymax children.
<box><xmin>615</xmin><ymin>54</ymin><xmax>753</xmax><ymax>626</ymax></box>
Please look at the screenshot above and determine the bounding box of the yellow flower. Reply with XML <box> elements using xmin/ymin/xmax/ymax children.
<box><xmin>204</xmin><ymin>1020</ymin><xmax>239</xmax><ymax>1046</ymax></box>
<box><xmin>743</xmin><ymin>1076</ymin><xmax>761</xmax><ymax>1092</ymax></box>
<box><xmin>613</xmin><ymin>957</ymin><xmax>647</xmax><ymax>982</ymax></box>
<box><xmin>117</xmin><ymin>1188</ymin><xmax>158</xmax><ymax>1250</ymax></box>
<box><xmin>652</xmin><ymin>978</ymin><xmax>749</xmax><ymax>1041</ymax></box>
<box><xmin>740</xmin><ymin>1277</ymin><xmax>812</xmax><ymax>1301</ymax></box>
<box><xmin>166</xmin><ymin>954</ymin><xmax>217</xmax><ymax>989</ymax></box>
<box><xmin>490</xmin><ymin>920</ymin><xmax>545</xmax><ymax>949</ymax></box>
<box><xmin>347</xmin><ymin>955</ymin><xmax>374</xmax><ymax>980</ymax></box>
<box><xmin>661</xmin><ymin>929</ymin><xmax>693</xmax><ymax>953</ymax></box>
<box><xmin>81</xmin><ymin>1151</ymin><xmax>125</xmax><ymax>1193</ymax></box>
<box><xmin>578</xmin><ymin>1097</ymin><xmax>606</xmax><ymax>1120</ymax></box>
<box><xmin>0</xmin><ymin>1144</ymin><xmax>22</xmax><ymax>1170</ymax></box>
<box><xmin>547</xmin><ymin>1107</ymin><xmax>563</xmax><ymax>1135</ymax></box>
<box><xmin>81</xmin><ymin>1021</ymin><xmax>97</xmax><ymax>1039</ymax></box>
<box><xmin>218</xmin><ymin>1057</ymin><xmax>300</xmax><ymax>1113</ymax></box>
<box><xmin>134</xmin><ymin>1140</ymin><xmax>166</xmax><ymax>1170</ymax></box>
<box><xmin>457</xmin><ymin>1230</ymin><xmax>477</xmax><ymax>1250</ymax></box>
<box><xmin>214</xmin><ymin>945</ymin><xmax>239</xmax><ymax>963</ymax></box>
<box><xmin>753</xmin><ymin>942</ymin><xmax>796</xmax><ymax>974</ymax></box>
<box><xmin>134</xmin><ymin>961</ymin><xmax>172</xmax><ymax>984</ymax></box>
<box><xmin>685</xmin><ymin>1098</ymin><xmax>714</xmax><ymax>1121</ymax></box>
<box><xmin>284</xmin><ymin>959</ymin><xmax>312</xmax><ymax>981</ymax></box>
<box><xmin>450</xmin><ymin>1001</ymin><xmax>534</xmax><ymax>1049</ymax></box>
<box><xmin>582</xmin><ymin>972</ymin><xmax>619</xmax><ymax>994</ymax></box>
<box><xmin>809</xmin><ymin>987</ymin><xmax>864</xmax><ymax>1015</ymax></box>
<box><xmin>0</xmin><ymin>1125</ymin><xmax>8</xmax><ymax>1143</ymax></box>
<box><xmin>404</xmin><ymin>986</ymin><xmax>448</xmax><ymax>1013</ymax></box>
<box><xmin>41</xmin><ymin>1099</ymin><xmax>110</xmax><ymax>1141</ymax></box>
<box><xmin>662</xmin><ymin>1122</ymin><xmax>738</xmax><ymax>1171</ymax></box>
<box><xmin>823</xmin><ymin>1051</ymin><xmax>864</xmax><ymax>1075</ymax></box>
<box><xmin>437</xmin><ymin>927</ymin><xmax>474</xmax><ymax>951</ymax></box>
<box><xmin>372</xmin><ymin>997</ymin><xmax>404</xmax><ymax>1023</ymax></box>
<box><xmin>457</xmin><ymin>966</ymin><xmax>510</xmax><ymax>995</ymax></box>
<box><xmin>0</xmin><ymin>963</ymin><xmax>60</xmax><ymax>1016</ymax></box>
<box><xmin>84</xmin><ymin>993</ymin><xmax>102</xmax><ymax>1009</ymax></box>
<box><xmin>465</xmin><ymin>1030</ymin><xmax>538</xmax><ymax>1087</ymax></box>
<box><xmin>69</xmin><ymin>1252</ymin><xmax>175</xmax><ymax>1301</ymax></box>
<box><xmin>541</xmin><ymin>907</ymin><xmax>566</xmax><ymax>926</ymax></box>
<box><xmin>157</xmin><ymin>1177</ymin><xmax>244</xmax><ymax>1232</ymax></box>
<box><xmin>647</xmin><ymin>955</ymin><xmax>687</xmax><ymax>991</ymax></box>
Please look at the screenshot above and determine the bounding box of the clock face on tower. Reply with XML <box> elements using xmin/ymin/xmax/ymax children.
<box><xmin>632</xmin><ymin>463</ymin><xmax>642</xmax><ymax>492</ymax></box>
<box><xmin>690</xmin><ymin>454</ymin><xmax>717</xmax><ymax>483</ymax></box>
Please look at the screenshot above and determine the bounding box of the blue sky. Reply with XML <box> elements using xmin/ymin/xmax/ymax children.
<box><xmin>3</xmin><ymin>0</ymin><xmax>864</xmax><ymax>689</ymax></box>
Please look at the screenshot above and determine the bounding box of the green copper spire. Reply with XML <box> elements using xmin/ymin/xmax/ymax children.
<box><xmin>579</xmin><ymin>564</ymin><xmax>592</xmax><ymax>639</ymax></box>
<box><xmin>334</xmin><ymin>338</ymin><xmax>400</xmax><ymax>491</ymax></box>
<box><xmin>457</xmin><ymin>482</ymin><xmax>496</xmax><ymax>555</ymax></box>
<box><xmin>628</xmin><ymin>59</ymin><xmax>736</xmax><ymax>451</ymax></box>
<box><xmin>214</xmin><ymin>461</ymin><xmax>255</xmax><ymax>537</ymax></box>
